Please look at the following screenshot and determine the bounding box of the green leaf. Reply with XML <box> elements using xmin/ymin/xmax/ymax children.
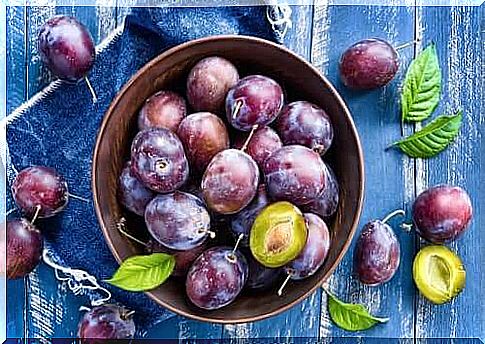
<box><xmin>326</xmin><ymin>290</ymin><xmax>389</xmax><ymax>332</ymax></box>
<box><xmin>105</xmin><ymin>253</ymin><xmax>175</xmax><ymax>292</ymax></box>
<box><xmin>401</xmin><ymin>44</ymin><xmax>441</xmax><ymax>122</ymax></box>
<box><xmin>393</xmin><ymin>111</ymin><xmax>462</xmax><ymax>158</ymax></box>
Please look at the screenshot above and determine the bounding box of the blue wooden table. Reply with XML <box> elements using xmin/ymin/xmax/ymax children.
<box><xmin>5</xmin><ymin>3</ymin><xmax>484</xmax><ymax>342</ymax></box>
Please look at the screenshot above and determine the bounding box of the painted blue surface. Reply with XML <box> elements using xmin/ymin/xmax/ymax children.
<box><xmin>5</xmin><ymin>3</ymin><xmax>484</xmax><ymax>341</ymax></box>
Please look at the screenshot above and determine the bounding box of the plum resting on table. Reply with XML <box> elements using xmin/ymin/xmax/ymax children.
<box><xmin>412</xmin><ymin>185</ymin><xmax>472</xmax><ymax>244</ymax></box>
<box><xmin>138</xmin><ymin>90</ymin><xmax>187</xmax><ymax>132</ymax></box>
<box><xmin>12</xmin><ymin>166</ymin><xmax>69</xmax><ymax>219</ymax></box>
<box><xmin>38</xmin><ymin>15</ymin><xmax>95</xmax><ymax>82</ymax></box>
<box><xmin>6</xmin><ymin>218</ymin><xmax>44</xmax><ymax>279</ymax></box>
<box><xmin>339</xmin><ymin>38</ymin><xmax>399</xmax><ymax>90</ymax></box>
<box><xmin>187</xmin><ymin>56</ymin><xmax>239</xmax><ymax>113</ymax></box>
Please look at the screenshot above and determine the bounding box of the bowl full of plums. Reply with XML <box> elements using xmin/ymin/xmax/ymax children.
<box><xmin>92</xmin><ymin>35</ymin><xmax>365</xmax><ymax>323</ymax></box>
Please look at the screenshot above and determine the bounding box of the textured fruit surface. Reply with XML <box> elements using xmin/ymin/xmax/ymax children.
<box><xmin>77</xmin><ymin>304</ymin><xmax>135</xmax><ymax>342</ymax></box>
<box><xmin>276</xmin><ymin>101</ymin><xmax>334</xmax><ymax>155</ymax></box>
<box><xmin>412</xmin><ymin>185</ymin><xmax>472</xmax><ymax>244</ymax></box>
<box><xmin>233</xmin><ymin>126</ymin><xmax>282</xmax><ymax>169</ymax></box>
<box><xmin>177</xmin><ymin>112</ymin><xmax>230</xmax><ymax>173</ymax></box>
<box><xmin>303</xmin><ymin>164</ymin><xmax>340</xmax><ymax>219</ymax></box>
<box><xmin>131</xmin><ymin>128</ymin><xmax>189</xmax><ymax>193</ymax></box>
<box><xmin>138</xmin><ymin>90</ymin><xmax>187</xmax><ymax>132</ymax></box>
<box><xmin>354</xmin><ymin>220</ymin><xmax>400</xmax><ymax>285</ymax></box>
<box><xmin>264</xmin><ymin>145</ymin><xmax>326</xmax><ymax>206</ymax></box>
<box><xmin>413</xmin><ymin>245</ymin><xmax>465</xmax><ymax>304</ymax></box>
<box><xmin>145</xmin><ymin>191</ymin><xmax>210</xmax><ymax>251</ymax></box>
<box><xmin>118</xmin><ymin>162</ymin><xmax>155</xmax><ymax>216</ymax></box>
<box><xmin>244</xmin><ymin>249</ymin><xmax>282</xmax><ymax>290</ymax></box>
<box><xmin>286</xmin><ymin>213</ymin><xmax>330</xmax><ymax>279</ymax></box>
<box><xmin>339</xmin><ymin>38</ymin><xmax>399</xmax><ymax>90</ymax></box>
<box><xmin>187</xmin><ymin>56</ymin><xmax>239</xmax><ymax>113</ymax></box>
<box><xmin>230</xmin><ymin>185</ymin><xmax>270</xmax><ymax>247</ymax></box>
<box><xmin>186</xmin><ymin>247</ymin><xmax>248</xmax><ymax>310</ymax></box>
<box><xmin>201</xmin><ymin>149</ymin><xmax>259</xmax><ymax>214</ymax></box>
<box><xmin>226</xmin><ymin>75</ymin><xmax>284</xmax><ymax>131</ymax></box>
<box><xmin>7</xmin><ymin>219</ymin><xmax>43</xmax><ymax>279</ymax></box>
<box><xmin>12</xmin><ymin>166</ymin><xmax>69</xmax><ymax>218</ymax></box>
<box><xmin>38</xmin><ymin>15</ymin><xmax>95</xmax><ymax>81</ymax></box>
<box><xmin>250</xmin><ymin>201</ymin><xmax>307</xmax><ymax>268</ymax></box>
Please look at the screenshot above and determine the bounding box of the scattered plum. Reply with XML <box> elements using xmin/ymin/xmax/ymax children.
<box><xmin>263</xmin><ymin>145</ymin><xmax>326</xmax><ymax>206</ymax></box>
<box><xmin>77</xmin><ymin>304</ymin><xmax>135</xmax><ymax>343</ymax></box>
<box><xmin>6</xmin><ymin>218</ymin><xmax>43</xmax><ymax>279</ymax></box>
<box><xmin>118</xmin><ymin>162</ymin><xmax>155</xmax><ymax>216</ymax></box>
<box><xmin>138</xmin><ymin>90</ymin><xmax>187</xmax><ymax>132</ymax></box>
<box><xmin>276</xmin><ymin>101</ymin><xmax>334</xmax><ymax>155</ymax></box>
<box><xmin>250</xmin><ymin>201</ymin><xmax>307</xmax><ymax>268</ymax></box>
<box><xmin>339</xmin><ymin>38</ymin><xmax>399</xmax><ymax>90</ymax></box>
<box><xmin>230</xmin><ymin>184</ymin><xmax>270</xmax><ymax>247</ymax></box>
<box><xmin>233</xmin><ymin>126</ymin><xmax>282</xmax><ymax>169</ymax></box>
<box><xmin>412</xmin><ymin>185</ymin><xmax>472</xmax><ymax>244</ymax></box>
<box><xmin>201</xmin><ymin>149</ymin><xmax>259</xmax><ymax>214</ymax></box>
<box><xmin>12</xmin><ymin>166</ymin><xmax>69</xmax><ymax>218</ymax></box>
<box><xmin>226</xmin><ymin>75</ymin><xmax>284</xmax><ymax>131</ymax></box>
<box><xmin>145</xmin><ymin>191</ymin><xmax>211</xmax><ymax>251</ymax></box>
<box><xmin>177</xmin><ymin>112</ymin><xmax>230</xmax><ymax>173</ymax></box>
<box><xmin>186</xmin><ymin>246</ymin><xmax>248</xmax><ymax>310</ymax></box>
<box><xmin>38</xmin><ymin>15</ymin><xmax>95</xmax><ymax>82</ymax></box>
<box><xmin>303</xmin><ymin>164</ymin><xmax>340</xmax><ymax>219</ymax></box>
<box><xmin>130</xmin><ymin>128</ymin><xmax>189</xmax><ymax>193</ymax></box>
<box><xmin>187</xmin><ymin>56</ymin><xmax>239</xmax><ymax>113</ymax></box>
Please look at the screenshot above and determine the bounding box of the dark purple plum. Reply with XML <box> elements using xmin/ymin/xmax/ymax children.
<box><xmin>130</xmin><ymin>128</ymin><xmax>189</xmax><ymax>193</ymax></box>
<box><xmin>118</xmin><ymin>162</ymin><xmax>155</xmax><ymax>216</ymax></box>
<box><xmin>303</xmin><ymin>164</ymin><xmax>340</xmax><ymax>219</ymax></box>
<box><xmin>177</xmin><ymin>112</ymin><xmax>230</xmax><ymax>173</ymax></box>
<box><xmin>187</xmin><ymin>56</ymin><xmax>239</xmax><ymax>113</ymax></box>
<box><xmin>77</xmin><ymin>304</ymin><xmax>135</xmax><ymax>343</ymax></box>
<box><xmin>138</xmin><ymin>90</ymin><xmax>187</xmax><ymax>132</ymax></box>
<box><xmin>201</xmin><ymin>149</ymin><xmax>259</xmax><ymax>214</ymax></box>
<box><xmin>12</xmin><ymin>166</ymin><xmax>69</xmax><ymax>218</ymax></box>
<box><xmin>230</xmin><ymin>184</ymin><xmax>270</xmax><ymax>246</ymax></box>
<box><xmin>38</xmin><ymin>15</ymin><xmax>95</xmax><ymax>82</ymax></box>
<box><xmin>147</xmin><ymin>240</ymin><xmax>208</xmax><ymax>277</ymax></box>
<box><xmin>276</xmin><ymin>101</ymin><xmax>334</xmax><ymax>155</ymax></box>
<box><xmin>285</xmin><ymin>213</ymin><xmax>330</xmax><ymax>280</ymax></box>
<box><xmin>263</xmin><ymin>145</ymin><xmax>326</xmax><ymax>206</ymax></box>
<box><xmin>7</xmin><ymin>218</ymin><xmax>43</xmax><ymax>279</ymax></box>
<box><xmin>412</xmin><ymin>185</ymin><xmax>472</xmax><ymax>244</ymax></box>
<box><xmin>226</xmin><ymin>75</ymin><xmax>284</xmax><ymax>131</ymax></box>
<box><xmin>233</xmin><ymin>126</ymin><xmax>283</xmax><ymax>169</ymax></box>
<box><xmin>244</xmin><ymin>250</ymin><xmax>282</xmax><ymax>291</ymax></box>
<box><xmin>145</xmin><ymin>191</ymin><xmax>211</xmax><ymax>251</ymax></box>
<box><xmin>339</xmin><ymin>38</ymin><xmax>399</xmax><ymax>90</ymax></box>
<box><xmin>354</xmin><ymin>218</ymin><xmax>400</xmax><ymax>286</ymax></box>
<box><xmin>186</xmin><ymin>246</ymin><xmax>248</xmax><ymax>310</ymax></box>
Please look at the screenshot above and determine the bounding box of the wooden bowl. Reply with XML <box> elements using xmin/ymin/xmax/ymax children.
<box><xmin>92</xmin><ymin>35</ymin><xmax>364</xmax><ymax>324</ymax></box>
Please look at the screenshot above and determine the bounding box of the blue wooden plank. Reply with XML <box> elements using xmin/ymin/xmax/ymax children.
<box><xmin>6</xmin><ymin>5</ymin><xmax>27</xmax><ymax>340</ymax></box>
<box><xmin>414</xmin><ymin>5</ymin><xmax>484</xmax><ymax>340</ymax></box>
<box><xmin>313</xmin><ymin>4</ymin><xmax>417</xmax><ymax>340</ymax></box>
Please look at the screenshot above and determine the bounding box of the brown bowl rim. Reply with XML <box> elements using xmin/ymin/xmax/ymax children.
<box><xmin>92</xmin><ymin>34</ymin><xmax>365</xmax><ymax>324</ymax></box>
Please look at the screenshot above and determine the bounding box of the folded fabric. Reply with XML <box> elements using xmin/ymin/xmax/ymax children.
<box><xmin>5</xmin><ymin>5</ymin><xmax>291</xmax><ymax>329</ymax></box>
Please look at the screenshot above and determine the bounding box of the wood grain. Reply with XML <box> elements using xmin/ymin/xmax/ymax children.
<box><xmin>414</xmin><ymin>5</ymin><xmax>484</xmax><ymax>340</ymax></box>
<box><xmin>312</xmin><ymin>4</ymin><xmax>417</xmax><ymax>340</ymax></box>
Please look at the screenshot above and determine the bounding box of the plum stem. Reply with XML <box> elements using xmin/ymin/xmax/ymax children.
<box><xmin>395</xmin><ymin>39</ymin><xmax>421</xmax><ymax>51</ymax></box>
<box><xmin>226</xmin><ymin>233</ymin><xmax>244</xmax><ymax>264</ymax></box>
<box><xmin>85</xmin><ymin>77</ymin><xmax>98</xmax><ymax>103</ymax></box>
<box><xmin>240</xmin><ymin>125</ymin><xmax>259</xmax><ymax>152</ymax></box>
<box><xmin>68</xmin><ymin>193</ymin><xmax>90</xmax><ymax>203</ymax></box>
<box><xmin>381</xmin><ymin>209</ymin><xmax>406</xmax><ymax>224</ymax></box>
<box><xmin>116</xmin><ymin>218</ymin><xmax>148</xmax><ymax>247</ymax></box>
<box><xmin>121</xmin><ymin>310</ymin><xmax>136</xmax><ymax>320</ymax></box>
<box><xmin>401</xmin><ymin>222</ymin><xmax>413</xmax><ymax>232</ymax></box>
<box><xmin>232</xmin><ymin>99</ymin><xmax>243</xmax><ymax>120</ymax></box>
<box><xmin>31</xmin><ymin>205</ymin><xmax>41</xmax><ymax>225</ymax></box>
<box><xmin>278</xmin><ymin>273</ymin><xmax>293</xmax><ymax>296</ymax></box>
<box><xmin>79</xmin><ymin>306</ymin><xmax>91</xmax><ymax>312</ymax></box>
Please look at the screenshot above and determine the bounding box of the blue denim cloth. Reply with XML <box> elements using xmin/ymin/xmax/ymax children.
<box><xmin>5</xmin><ymin>6</ymin><xmax>283</xmax><ymax>328</ymax></box>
